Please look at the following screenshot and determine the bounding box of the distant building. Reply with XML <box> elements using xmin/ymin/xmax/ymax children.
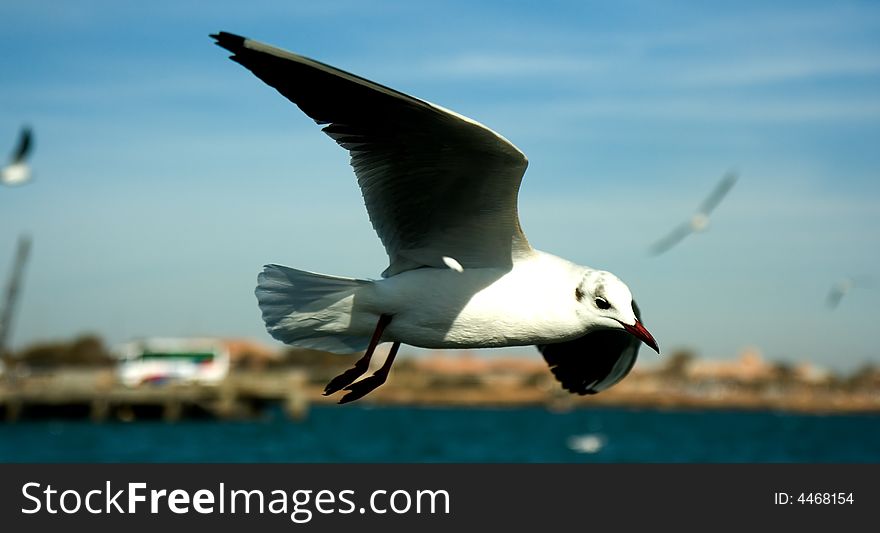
<box><xmin>221</xmin><ymin>338</ymin><xmax>281</xmax><ymax>368</ymax></box>
<box><xmin>686</xmin><ymin>347</ymin><xmax>775</xmax><ymax>383</ymax></box>
<box><xmin>114</xmin><ymin>338</ymin><xmax>230</xmax><ymax>387</ymax></box>
<box><xmin>412</xmin><ymin>351</ymin><xmax>547</xmax><ymax>387</ymax></box>
<box><xmin>793</xmin><ymin>362</ymin><xmax>831</xmax><ymax>384</ymax></box>
<box><xmin>416</xmin><ymin>351</ymin><xmax>545</xmax><ymax>375</ymax></box>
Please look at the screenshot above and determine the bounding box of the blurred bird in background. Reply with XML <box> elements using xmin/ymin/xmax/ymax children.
<box><xmin>1</xmin><ymin>126</ymin><xmax>34</xmax><ymax>187</ymax></box>
<box><xmin>650</xmin><ymin>171</ymin><xmax>738</xmax><ymax>255</ymax></box>
<box><xmin>826</xmin><ymin>277</ymin><xmax>870</xmax><ymax>309</ymax></box>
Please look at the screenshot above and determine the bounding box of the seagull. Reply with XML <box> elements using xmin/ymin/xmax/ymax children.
<box><xmin>649</xmin><ymin>171</ymin><xmax>737</xmax><ymax>255</ymax></box>
<box><xmin>826</xmin><ymin>277</ymin><xmax>869</xmax><ymax>309</ymax></box>
<box><xmin>212</xmin><ymin>32</ymin><xmax>659</xmax><ymax>403</ymax></box>
<box><xmin>1</xmin><ymin>126</ymin><xmax>34</xmax><ymax>187</ymax></box>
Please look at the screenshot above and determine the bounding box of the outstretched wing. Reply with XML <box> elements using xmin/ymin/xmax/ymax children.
<box><xmin>212</xmin><ymin>32</ymin><xmax>532</xmax><ymax>277</ymax></box>
<box><xmin>697</xmin><ymin>171</ymin><xmax>737</xmax><ymax>216</ymax></box>
<box><xmin>826</xmin><ymin>287</ymin><xmax>845</xmax><ymax>309</ymax></box>
<box><xmin>649</xmin><ymin>221</ymin><xmax>693</xmax><ymax>256</ymax></box>
<box><xmin>11</xmin><ymin>126</ymin><xmax>32</xmax><ymax>164</ymax></box>
<box><xmin>537</xmin><ymin>302</ymin><xmax>644</xmax><ymax>395</ymax></box>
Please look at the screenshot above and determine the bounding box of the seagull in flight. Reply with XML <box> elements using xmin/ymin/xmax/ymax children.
<box><xmin>212</xmin><ymin>32</ymin><xmax>659</xmax><ymax>403</ymax></box>
<box><xmin>1</xmin><ymin>126</ymin><xmax>34</xmax><ymax>187</ymax></box>
<box><xmin>826</xmin><ymin>277</ymin><xmax>869</xmax><ymax>309</ymax></box>
<box><xmin>649</xmin><ymin>171</ymin><xmax>738</xmax><ymax>255</ymax></box>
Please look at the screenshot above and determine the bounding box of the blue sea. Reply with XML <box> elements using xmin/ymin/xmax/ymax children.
<box><xmin>1</xmin><ymin>406</ymin><xmax>879</xmax><ymax>462</ymax></box>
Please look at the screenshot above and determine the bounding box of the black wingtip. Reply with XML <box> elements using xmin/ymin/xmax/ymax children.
<box><xmin>12</xmin><ymin>125</ymin><xmax>33</xmax><ymax>162</ymax></box>
<box><xmin>210</xmin><ymin>31</ymin><xmax>247</xmax><ymax>53</ymax></box>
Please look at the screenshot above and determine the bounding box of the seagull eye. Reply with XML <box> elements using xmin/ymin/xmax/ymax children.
<box><xmin>595</xmin><ymin>297</ymin><xmax>611</xmax><ymax>310</ymax></box>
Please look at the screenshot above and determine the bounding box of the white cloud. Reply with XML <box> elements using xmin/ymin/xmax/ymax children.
<box><xmin>674</xmin><ymin>54</ymin><xmax>880</xmax><ymax>87</ymax></box>
<box><xmin>421</xmin><ymin>53</ymin><xmax>604</xmax><ymax>78</ymax></box>
<box><xmin>532</xmin><ymin>96</ymin><xmax>880</xmax><ymax>123</ymax></box>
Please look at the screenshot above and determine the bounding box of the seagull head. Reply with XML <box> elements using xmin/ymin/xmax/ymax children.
<box><xmin>576</xmin><ymin>270</ymin><xmax>659</xmax><ymax>353</ymax></box>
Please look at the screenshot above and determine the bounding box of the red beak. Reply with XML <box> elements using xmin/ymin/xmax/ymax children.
<box><xmin>622</xmin><ymin>320</ymin><xmax>660</xmax><ymax>353</ymax></box>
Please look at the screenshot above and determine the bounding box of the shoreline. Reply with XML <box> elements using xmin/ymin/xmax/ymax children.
<box><xmin>307</xmin><ymin>384</ymin><xmax>880</xmax><ymax>416</ymax></box>
<box><xmin>2</xmin><ymin>367</ymin><xmax>879</xmax><ymax>422</ymax></box>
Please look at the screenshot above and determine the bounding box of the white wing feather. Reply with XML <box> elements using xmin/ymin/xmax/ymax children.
<box><xmin>213</xmin><ymin>32</ymin><xmax>533</xmax><ymax>277</ymax></box>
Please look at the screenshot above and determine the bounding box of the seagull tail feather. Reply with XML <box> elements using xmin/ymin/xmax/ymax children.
<box><xmin>256</xmin><ymin>264</ymin><xmax>373</xmax><ymax>353</ymax></box>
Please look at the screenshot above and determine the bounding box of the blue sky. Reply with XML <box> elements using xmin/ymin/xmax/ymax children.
<box><xmin>1</xmin><ymin>0</ymin><xmax>878</xmax><ymax>370</ymax></box>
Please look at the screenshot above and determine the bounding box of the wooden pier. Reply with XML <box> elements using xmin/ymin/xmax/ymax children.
<box><xmin>0</xmin><ymin>368</ymin><xmax>309</xmax><ymax>422</ymax></box>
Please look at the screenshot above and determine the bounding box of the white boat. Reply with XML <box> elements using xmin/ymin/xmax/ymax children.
<box><xmin>115</xmin><ymin>338</ymin><xmax>230</xmax><ymax>387</ymax></box>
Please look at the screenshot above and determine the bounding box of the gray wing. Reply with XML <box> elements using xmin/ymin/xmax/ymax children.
<box><xmin>212</xmin><ymin>32</ymin><xmax>532</xmax><ymax>277</ymax></box>
<box><xmin>537</xmin><ymin>302</ymin><xmax>644</xmax><ymax>395</ymax></box>
<box><xmin>826</xmin><ymin>287</ymin><xmax>845</xmax><ymax>309</ymax></box>
<box><xmin>649</xmin><ymin>221</ymin><xmax>693</xmax><ymax>255</ymax></box>
<box><xmin>697</xmin><ymin>171</ymin><xmax>737</xmax><ymax>216</ymax></box>
<box><xmin>11</xmin><ymin>126</ymin><xmax>32</xmax><ymax>164</ymax></box>
<box><xmin>826</xmin><ymin>278</ymin><xmax>854</xmax><ymax>309</ymax></box>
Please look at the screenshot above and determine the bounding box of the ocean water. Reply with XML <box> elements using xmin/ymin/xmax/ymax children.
<box><xmin>1</xmin><ymin>406</ymin><xmax>879</xmax><ymax>463</ymax></box>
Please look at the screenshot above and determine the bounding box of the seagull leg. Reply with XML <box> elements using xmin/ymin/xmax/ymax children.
<box><xmin>338</xmin><ymin>341</ymin><xmax>401</xmax><ymax>404</ymax></box>
<box><xmin>322</xmin><ymin>314</ymin><xmax>392</xmax><ymax>396</ymax></box>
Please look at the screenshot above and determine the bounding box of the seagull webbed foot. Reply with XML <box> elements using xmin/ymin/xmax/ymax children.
<box><xmin>338</xmin><ymin>373</ymin><xmax>389</xmax><ymax>404</ymax></box>
<box><xmin>322</xmin><ymin>314</ymin><xmax>393</xmax><ymax>396</ymax></box>
<box><xmin>337</xmin><ymin>341</ymin><xmax>400</xmax><ymax>404</ymax></box>
<box><xmin>323</xmin><ymin>363</ymin><xmax>370</xmax><ymax>396</ymax></box>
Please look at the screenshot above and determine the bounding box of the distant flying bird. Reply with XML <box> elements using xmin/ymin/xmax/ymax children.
<box><xmin>826</xmin><ymin>277</ymin><xmax>869</xmax><ymax>309</ymax></box>
<box><xmin>1</xmin><ymin>127</ymin><xmax>34</xmax><ymax>187</ymax></box>
<box><xmin>649</xmin><ymin>171</ymin><xmax>738</xmax><ymax>255</ymax></box>
<box><xmin>212</xmin><ymin>32</ymin><xmax>659</xmax><ymax>403</ymax></box>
